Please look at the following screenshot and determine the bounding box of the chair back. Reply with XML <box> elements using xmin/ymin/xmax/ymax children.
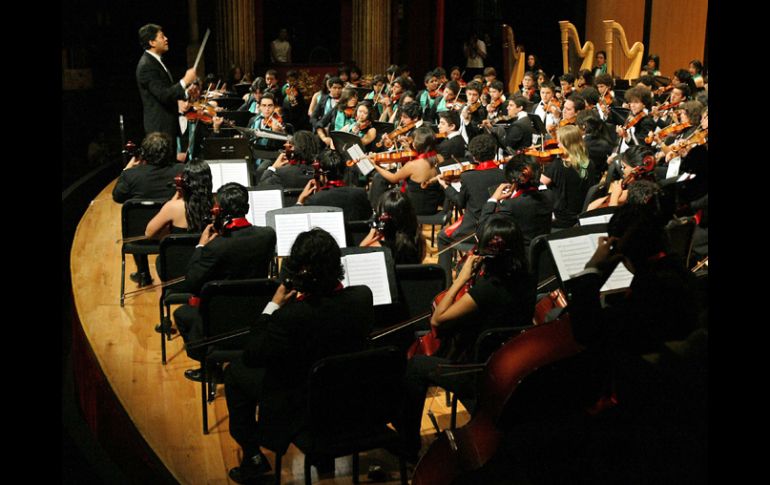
<box><xmin>121</xmin><ymin>199</ymin><xmax>165</xmax><ymax>253</ymax></box>
<box><xmin>395</xmin><ymin>264</ymin><xmax>447</xmax><ymax>320</ymax></box>
<box><xmin>345</xmin><ymin>219</ymin><xmax>371</xmax><ymax>247</ymax></box>
<box><xmin>158</xmin><ymin>233</ymin><xmax>200</xmax><ymax>282</ymax></box>
<box><xmin>307</xmin><ymin>346</ymin><xmax>405</xmax><ymax>440</ymax></box>
<box><xmin>665</xmin><ymin>216</ymin><xmax>696</xmax><ymax>266</ymax></box>
<box><xmin>528</xmin><ymin>234</ymin><xmax>558</xmax><ymax>293</ymax></box>
<box><xmin>581</xmin><ymin>183</ymin><xmax>602</xmax><ymax>212</ymax></box>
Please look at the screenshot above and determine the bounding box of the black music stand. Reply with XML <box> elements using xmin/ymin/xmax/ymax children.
<box><xmin>608</xmin><ymin>106</ymin><xmax>631</xmax><ymax>126</ymax></box>
<box><xmin>527</xmin><ymin>113</ymin><xmax>548</xmax><ymax>142</ymax></box>
<box><xmin>202</xmin><ymin>137</ymin><xmax>252</xmax><ymax>160</ymax></box>
<box><xmin>221</xmin><ymin>110</ymin><xmax>252</xmax><ymax>127</ymax></box>
<box><xmin>330</xmin><ymin>131</ymin><xmax>365</xmax><ymax>161</ymax></box>
<box><xmin>353</xmin><ymin>87</ymin><xmax>373</xmax><ymax>100</ymax></box>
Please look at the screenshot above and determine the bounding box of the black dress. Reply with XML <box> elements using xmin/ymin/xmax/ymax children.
<box><xmin>544</xmin><ymin>157</ymin><xmax>599</xmax><ymax>228</ymax></box>
<box><xmin>405</xmin><ymin>177</ymin><xmax>444</xmax><ymax>215</ymax></box>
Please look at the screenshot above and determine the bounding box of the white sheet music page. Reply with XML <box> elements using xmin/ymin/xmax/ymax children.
<box><xmin>274</xmin><ymin>214</ymin><xmax>311</xmax><ymax>256</ymax></box>
<box><xmin>341</xmin><ymin>252</ymin><xmax>392</xmax><ymax>305</ymax></box>
<box><xmin>309</xmin><ymin>212</ymin><xmax>347</xmax><ymax>248</ymax></box>
<box><xmin>220</xmin><ymin>162</ymin><xmax>250</xmax><ymax>187</ymax></box>
<box><xmin>211</xmin><ymin>166</ymin><xmax>224</xmax><ymax>192</ymax></box>
<box><xmin>585</xmin><ymin>233</ymin><xmax>634</xmax><ymax>292</ymax></box>
<box><xmin>666</xmin><ymin>156</ymin><xmax>681</xmax><ymax>179</ymax></box>
<box><xmin>579</xmin><ymin>213</ymin><xmax>614</xmax><ymax>226</ymax></box>
<box><xmin>547</xmin><ymin>235</ymin><xmax>598</xmax><ymax>281</ymax></box>
<box><xmin>347</xmin><ymin>144</ymin><xmax>375</xmax><ymax>176</ymax></box>
<box><xmin>248</xmin><ymin>190</ymin><xmax>283</xmax><ymax>227</ymax></box>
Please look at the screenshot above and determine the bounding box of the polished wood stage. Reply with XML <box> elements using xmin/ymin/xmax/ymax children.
<box><xmin>70</xmin><ymin>180</ymin><xmax>467</xmax><ymax>484</ymax></box>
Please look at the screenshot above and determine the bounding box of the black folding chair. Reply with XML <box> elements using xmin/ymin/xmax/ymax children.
<box><xmin>119</xmin><ymin>199</ymin><xmax>165</xmax><ymax>306</ymax></box>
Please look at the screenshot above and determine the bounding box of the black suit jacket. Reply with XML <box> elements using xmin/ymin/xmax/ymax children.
<box><xmin>136</xmin><ymin>51</ymin><xmax>186</xmax><ymax>137</ymax></box>
<box><xmin>437</xmin><ymin>134</ymin><xmax>467</xmax><ymax>160</ymax></box>
<box><xmin>479</xmin><ymin>190</ymin><xmax>553</xmax><ymax>247</ymax></box>
<box><xmin>242</xmin><ymin>285</ymin><xmax>374</xmax><ymax>450</ymax></box>
<box><xmin>258</xmin><ymin>164</ymin><xmax>314</xmax><ymax>189</ymax></box>
<box><xmin>304</xmin><ymin>186</ymin><xmax>373</xmax><ymax>222</ymax></box>
<box><xmin>445</xmin><ymin>166</ymin><xmax>506</xmax><ymax>237</ymax></box>
<box><xmin>112</xmin><ymin>163</ymin><xmax>185</xmax><ymax>203</ymax></box>
<box><xmin>503</xmin><ymin>115</ymin><xmax>535</xmax><ymax>152</ymax></box>
<box><xmin>182</xmin><ymin>225</ymin><xmax>277</xmax><ymax>295</ymax></box>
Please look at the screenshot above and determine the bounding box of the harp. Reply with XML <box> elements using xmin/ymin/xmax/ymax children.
<box><xmin>603</xmin><ymin>20</ymin><xmax>644</xmax><ymax>81</ymax></box>
<box><xmin>558</xmin><ymin>20</ymin><xmax>594</xmax><ymax>75</ymax></box>
<box><xmin>501</xmin><ymin>24</ymin><xmax>525</xmax><ymax>94</ymax></box>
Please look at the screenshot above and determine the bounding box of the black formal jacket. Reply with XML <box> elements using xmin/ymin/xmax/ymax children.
<box><xmin>181</xmin><ymin>225</ymin><xmax>277</xmax><ymax>295</ymax></box>
<box><xmin>304</xmin><ymin>186</ymin><xmax>373</xmax><ymax>222</ymax></box>
<box><xmin>503</xmin><ymin>115</ymin><xmax>535</xmax><ymax>152</ymax></box>
<box><xmin>444</xmin><ymin>165</ymin><xmax>506</xmax><ymax>237</ymax></box>
<box><xmin>112</xmin><ymin>163</ymin><xmax>185</xmax><ymax>203</ymax></box>
<box><xmin>437</xmin><ymin>133</ymin><xmax>467</xmax><ymax>160</ymax></box>
<box><xmin>242</xmin><ymin>285</ymin><xmax>374</xmax><ymax>450</ymax></box>
<box><xmin>136</xmin><ymin>51</ymin><xmax>186</xmax><ymax>137</ymax></box>
<box><xmin>479</xmin><ymin>189</ymin><xmax>553</xmax><ymax>247</ymax></box>
<box><xmin>258</xmin><ymin>164</ymin><xmax>314</xmax><ymax>189</ymax></box>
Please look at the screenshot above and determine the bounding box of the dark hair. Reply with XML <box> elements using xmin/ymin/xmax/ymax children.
<box><xmin>260</xmin><ymin>92</ymin><xmax>276</xmax><ymax>104</ymax></box>
<box><xmin>400</xmin><ymin>101</ymin><xmax>422</xmax><ymax>121</ymax></box>
<box><xmin>216</xmin><ymin>182</ymin><xmax>249</xmax><ymax>218</ymax></box>
<box><xmin>266</xmin><ymin>69</ymin><xmax>278</xmax><ymax>78</ymax></box>
<box><xmin>580</xmin><ymin>86</ymin><xmax>600</xmax><ymax>105</ymax></box>
<box><xmin>566</xmin><ymin>93</ymin><xmax>586</xmax><ymax>112</ymax></box>
<box><xmin>141</xmin><ymin>132</ymin><xmax>175</xmax><ymax>167</ymax></box>
<box><xmin>483</xmin><ymin>67</ymin><xmax>497</xmax><ymax>77</ymax></box>
<box><xmin>681</xmin><ymin>100</ymin><xmax>704</xmax><ymax>124</ymax></box>
<box><xmin>468</xmin><ymin>133</ymin><xmax>497</xmax><ymax>162</ymax></box>
<box><xmin>510</xmin><ymin>95</ymin><xmax>529</xmax><ymax>110</ymax></box>
<box><xmin>595</xmin><ymin>73</ymin><xmax>613</xmax><ymax>87</ymax></box>
<box><xmin>577</xmin><ymin>109</ymin><xmax>613</xmax><ymax>145</ymax></box>
<box><xmin>625</xmin><ymin>85</ymin><xmax>653</xmax><ymax>109</ymax></box>
<box><xmin>504</xmin><ymin>154</ymin><xmax>541</xmax><ymax>188</ymax></box>
<box><xmin>466</xmin><ymin>81</ymin><xmax>483</xmax><ymax>94</ymax></box>
<box><xmin>608</xmin><ymin>203</ymin><xmax>666</xmax><ymax>267</ymax></box>
<box><xmin>539</xmin><ymin>81</ymin><xmax>556</xmax><ymax>92</ymax></box>
<box><xmin>250</xmin><ymin>76</ymin><xmax>267</xmax><ymax>93</ymax></box>
<box><xmin>438</xmin><ymin>110</ymin><xmax>460</xmax><ymax>130</ymax></box>
<box><xmin>689</xmin><ymin>59</ymin><xmax>703</xmax><ymax>73</ymax></box>
<box><xmin>626</xmin><ymin>179</ymin><xmax>661</xmax><ymax>207</ymax></box>
<box><xmin>489</xmin><ymin>80</ymin><xmax>504</xmax><ymax>92</ymax></box>
<box><xmin>386</xmin><ymin>64</ymin><xmax>401</xmax><ymax>77</ymax></box>
<box><xmin>674</xmin><ymin>83</ymin><xmax>690</xmax><ymax>99</ymax></box>
<box><xmin>350</xmin><ymin>66</ymin><xmax>362</xmax><ymax>76</ymax></box>
<box><xmin>433</xmin><ymin>67</ymin><xmax>447</xmax><ymax>78</ymax></box>
<box><xmin>182</xmin><ymin>159</ymin><xmax>214</xmax><ymax>231</ymax></box>
<box><xmin>317</xmin><ymin>148</ymin><xmax>343</xmax><ymax>181</ymax></box>
<box><xmin>674</xmin><ymin>70</ymin><xmax>697</xmax><ymax>95</ymax></box>
<box><xmin>596</xmin><ymin>50</ymin><xmax>607</xmax><ymax>59</ymax></box>
<box><xmin>375</xmin><ymin>189</ymin><xmax>425</xmax><ymax>264</ymax></box>
<box><xmin>138</xmin><ymin>23</ymin><xmax>162</xmax><ymax>50</ymax></box>
<box><xmin>290</xmin><ymin>130</ymin><xmax>320</xmax><ymax>163</ymax></box>
<box><xmin>412</xmin><ymin>125</ymin><xmax>437</xmax><ymax>154</ymax></box>
<box><xmin>355</xmin><ymin>101</ymin><xmax>376</xmax><ymax>123</ymax></box>
<box><xmin>444</xmin><ymin>80</ymin><xmax>460</xmax><ymax>95</ymax></box>
<box><xmin>336</xmin><ymin>87</ymin><xmax>358</xmax><ymax>112</ymax></box>
<box><xmin>621</xmin><ymin>145</ymin><xmax>656</xmax><ymax>169</ymax></box>
<box><xmin>476</xmin><ymin>214</ymin><xmax>528</xmax><ymax>276</ymax></box>
<box><xmin>424</xmin><ymin>71</ymin><xmax>438</xmax><ymax>83</ymax></box>
<box><xmin>577</xmin><ymin>69</ymin><xmax>594</xmax><ymax>86</ymax></box>
<box><xmin>560</xmin><ymin>73</ymin><xmax>576</xmax><ymax>84</ymax></box>
<box><xmin>637</xmin><ymin>75</ymin><xmax>656</xmax><ymax>88</ymax></box>
<box><xmin>283</xmin><ymin>228</ymin><xmax>345</xmax><ymax>295</ymax></box>
<box><xmin>328</xmin><ymin>76</ymin><xmax>344</xmax><ymax>88</ymax></box>
<box><xmin>286</xmin><ymin>69</ymin><xmax>298</xmax><ymax>79</ymax></box>
<box><xmin>646</xmin><ymin>54</ymin><xmax>660</xmax><ymax>69</ymax></box>
<box><xmin>338</xmin><ymin>66</ymin><xmax>350</xmax><ymax>77</ymax></box>
<box><xmin>372</xmin><ymin>74</ymin><xmax>387</xmax><ymax>85</ymax></box>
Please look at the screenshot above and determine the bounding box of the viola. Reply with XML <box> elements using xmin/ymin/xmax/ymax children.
<box><xmin>645</xmin><ymin>120</ymin><xmax>691</xmax><ymax>144</ymax></box>
<box><xmin>411</xmin><ymin>314</ymin><xmax>584</xmax><ymax>485</ymax></box>
<box><xmin>559</xmin><ymin>115</ymin><xmax>577</xmax><ymax>127</ymax></box>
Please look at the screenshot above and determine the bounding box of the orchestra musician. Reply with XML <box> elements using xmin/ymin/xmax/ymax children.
<box><xmin>586</xmin><ymin>145</ymin><xmax>657</xmax><ymax>211</ymax></box>
<box><xmin>459</xmin><ymin>81</ymin><xmax>486</xmax><ymax>140</ymax></box>
<box><xmin>435</xmin><ymin>110</ymin><xmax>467</xmax><ymax>160</ymax></box>
<box><xmin>316</xmin><ymin>87</ymin><xmax>359</xmax><ymax>148</ymax></box>
<box><xmin>360</xmin><ymin>188</ymin><xmax>426</xmax><ymax>264</ymax></box>
<box><xmin>616</xmin><ymin>86</ymin><xmax>656</xmax><ymax>148</ymax></box>
<box><xmin>500</xmin><ymin>95</ymin><xmax>535</xmax><ymax>152</ymax></box>
<box><xmin>512</xmin><ymin>71</ymin><xmax>541</xmax><ymax>105</ymax></box>
<box><xmin>485</xmin><ymin>80</ymin><xmax>508</xmax><ymax>121</ymax></box>
<box><xmin>310</xmin><ymin>76</ymin><xmax>344</xmax><ymax>130</ymax></box>
<box><xmin>257</xmin><ymin>130</ymin><xmax>318</xmax><ymax>189</ymax></box>
<box><xmin>417</xmin><ymin>70</ymin><xmax>441</xmax><ymax>121</ymax></box>
<box><xmin>340</xmin><ymin>101</ymin><xmax>378</xmax><ymax>148</ymax></box>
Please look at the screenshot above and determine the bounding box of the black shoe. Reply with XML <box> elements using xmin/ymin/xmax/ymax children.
<box><xmin>130</xmin><ymin>271</ymin><xmax>153</xmax><ymax>287</ymax></box>
<box><xmin>184</xmin><ymin>368</ymin><xmax>204</xmax><ymax>382</ymax></box>
<box><xmin>155</xmin><ymin>319</ymin><xmax>177</xmax><ymax>335</ymax></box>
<box><xmin>184</xmin><ymin>365</ymin><xmax>224</xmax><ymax>384</ymax></box>
<box><xmin>229</xmin><ymin>453</ymin><xmax>272</xmax><ymax>484</ymax></box>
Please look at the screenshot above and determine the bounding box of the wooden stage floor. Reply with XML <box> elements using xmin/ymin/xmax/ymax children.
<box><xmin>70</xmin><ymin>180</ymin><xmax>467</xmax><ymax>484</ymax></box>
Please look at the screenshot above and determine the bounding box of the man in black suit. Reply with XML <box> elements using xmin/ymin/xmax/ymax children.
<box><xmin>500</xmin><ymin>95</ymin><xmax>535</xmax><ymax>152</ymax></box>
<box><xmin>136</xmin><ymin>23</ymin><xmax>197</xmax><ymax>139</ymax></box>
<box><xmin>257</xmin><ymin>130</ymin><xmax>317</xmax><ymax>189</ymax></box>
<box><xmin>112</xmin><ymin>132</ymin><xmax>185</xmax><ymax>286</ymax></box>
<box><xmin>225</xmin><ymin>228</ymin><xmax>374</xmax><ymax>483</ymax></box>
<box><xmin>436</xmin><ymin>134</ymin><xmax>506</xmax><ymax>282</ymax></box>
<box><xmin>296</xmin><ymin>149</ymin><xmax>372</xmax><ymax>222</ymax></box>
<box><xmin>173</xmin><ymin>183</ymin><xmax>277</xmax><ymax>378</ymax></box>
<box><xmin>436</xmin><ymin>110</ymin><xmax>467</xmax><ymax>161</ymax></box>
<box><xmin>479</xmin><ymin>155</ymin><xmax>553</xmax><ymax>248</ymax></box>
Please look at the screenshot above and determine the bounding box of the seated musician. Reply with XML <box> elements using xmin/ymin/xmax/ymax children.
<box><xmin>480</xmin><ymin>154</ymin><xmax>553</xmax><ymax>248</ymax></box>
<box><xmin>377</xmin><ymin>100</ymin><xmax>423</xmax><ymax>151</ymax></box>
<box><xmin>316</xmin><ymin>87</ymin><xmax>359</xmax><ymax>149</ymax></box>
<box><xmin>577</xmin><ymin>109</ymin><xmax>614</xmax><ymax>178</ymax></box>
<box><xmin>652</xmin><ymin>83</ymin><xmax>689</xmax><ymax>129</ymax></box>
<box><xmin>497</xmin><ymin>95</ymin><xmax>534</xmax><ymax>152</ymax></box>
<box><xmin>484</xmin><ymin>80</ymin><xmax>507</xmax><ymax>122</ymax></box>
<box><xmin>689</xmin><ymin>59</ymin><xmax>705</xmax><ymax>89</ymax></box>
<box><xmin>295</xmin><ymin>148</ymin><xmax>372</xmax><ymax>222</ymax></box>
<box><xmin>449</xmin><ymin>65</ymin><xmax>467</xmax><ymax>87</ymax></box>
<box><xmin>310</xmin><ymin>76</ymin><xmax>343</xmax><ymax>130</ymax></box>
<box><xmin>379</xmin><ymin>76</ymin><xmax>407</xmax><ymax>123</ymax></box>
<box><xmin>548</xmin><ymin>93</ymin><xmax>584</xmax><ymax>136</ymax></box>
<box><xmin>349</xmin><ymin>65</ymin><xmax>364</xmax><ymax>87</ymax></box>
<box><xmin>224</xmin><ymin>228</ymin><xmax>374</xmax><ymax>483</ymax></box>
<box><xmin>436</xmin><ymin>110</ymin><xmax>467</xmax><ymax>160</ymax></box>
<box><xmin>436</xmin><ymin>134</ymin><xmax>506</xmax><ymax>282</ymax></box>
<box><xmin>307</xmin><ymin>74</ymin><xmax>331</xmax><ymax>120</ymax></box>
<box><xmin>264</xmin><ymin>69</ymin><xmax>282</xmax><ymax>105</ymax></box>
<box><xmin>400</xmin><ymin>214</ymin><xmax>535</xmax><ymax>461</ymax></box>
<box><xmin>340</xmin><ymin>101</ymin><xmax>378</xmax><ymax>148</ymax></box>
<box><xmin>576</xmin><ymin>69</ymin><xmax>594</xmax><ymax>92</ymax></box>
<box><xmin>229</xmin><ymin>92</ymin><xmax>287</xmax><ymax>180</ymax></box>
<box><xmin>173</xmin><ymin>183</ymin><xmax>277</xmax><ymax>382</ymax></box>
<box><xmin>360</xmin><ymin>188</ymin><xmax>426</xmax><ymax>264</ymax></box>
<box><xmin>364</xmin><ymin>74</ymin><xmax>388</xmax><ymax>118</ymax></box>
<box><xmin>433</xmin><ymin>80</ymin><xmax>461</xmax><ymax>119</ymax></box>
<box><xmin>656</xmin><ymin>100</ymin><xmax>705</xmax><ymax>166</ymax></box>
<box><xmin>534</xmin><ymin>81</ymin><xmax>560</xmax><ymax>140</ymax></box>
<box><xmin>370</xmin><ymin>124</ymin><xmax>443</xmax><ymax>215</ymax></box>
<box><xmin>558</xmin><ymin>73</ymin><xmax>576</xmax><ymax>103</ymax></box>
<box><xmin>615</xmin><ymin>85</ymin><xmax>656</xmax><ymax>148</ymax></box>
<box><xmin>417</xmin><ymin>70</ymin><xmax>441</xmax><ymax>121</ymax></box>
<box><xmin>280</xmin><ymin>69</ymin><xmax>310</xmax><ymax>131</ymax></box>
<box><xmin>459</xmin><ymin>81</ymin><xmax>486</xmax><ymax>140</ymax></box>
<box><xmin>257</xmin><ymin>130</ymin><xmax>318</xmax><ymax>189</ymax></box>
<box><xmin>238</xmin><ymin>77</ymin><xmax>267</xmax><ymax>113</ymax></box>
<box><xmin>595</xmin><ymin>73</ymin><xmax>619</xmax><ymax>121</ymax></box>
<box><xmin>586</xmin><ymin>145</ymin><xmax>656</xmax><ymax>211</ymax></box>
<box><xmin>512</xmin><ymin>71</ymin><xmax>541</xmax><ymax>105</ymax></box>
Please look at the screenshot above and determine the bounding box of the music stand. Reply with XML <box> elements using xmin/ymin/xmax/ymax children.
<box><xmin>527</xmin><ymin>113</ymin><xmax>548</xmax><ymax>142</ymax></box>
<box><xmin>330</xmin><ymin>131</ymin><xmax>365</xmax><ymax>161</ymax></box>
<box><xmin>202</xmin><ymin>137</ymin><xmax>252</xmax><ymax>160</ymax></box>
<box><xmin>221</xmin><ymin>110</ymin><xmax>252</xmax><ymax>127</ymax></box>
<box><xmin>614</xmin><ymin>79</ymin><xmax>630</xmax><ymax>90</ymax></box>
<box><xmin>234</xmin><ymin>83</ymin><xmax>251</xmax><ymax>97</ymax></box>
<box><xmin>608</xmin><ymin>106</ymin><xmax>631</xmax><ymax>126</ymax></box>
<box><xmin>213</xmin><ymin>97</ymin><xmax>243</xmax><ymax>110</ymax></box>
<box><xmin>353</xmin><ymin>87</ymin><xmax>373</xmax><ymax>100</ymax></box>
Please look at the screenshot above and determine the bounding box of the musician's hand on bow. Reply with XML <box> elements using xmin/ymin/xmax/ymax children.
<box><xmin>198</xmin><ymin>224</ymin><xmax>218</xmax><ymax>246</ymax></box>
<box><xmin>457</xmin><ymin>253</ymin><xmax>481</xmax><ymax>283</ymax></box>
<box><xmin>271</xmin><ymin>283</ymin><xmax>297</xmax><ymax>308</ymax></box>
<box><xmin>273</xmin><ymin>152</ymin><xmax>289</xmax><ymax>169</ymax></box>
<box><xmin>298</xmin><ymin>179</ymin><xmax>317</xmax><ymax>204</ymax></box>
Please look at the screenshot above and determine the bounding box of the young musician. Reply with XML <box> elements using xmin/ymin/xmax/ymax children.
<box><xmin>340</xmin><ymin>101</ymin><xmax>378</xmax><ymax>148</ymax></box>
<box><xmin>436</xmin><ymin>110</ymin><xmax>467</xmax><ymax>160</ymax></box>
<box><xmin>258</xmin><ymin>130</ymin><xmax>318</xmax><ymax>189</ymax></box>
<box><xmin>459</xmin><ymin>81</ymin><xmax>486</xmax><ymax>140</ymax></box>
<box><xmin>360</xmin><ymin>188</ymin><xmax>426</xmax><ymax>264</ymax></box>
<box><xmin>417</xmin><ymin>70</ymin><xmax>441</xmax><ymax>121</ymax></box>
<box><xmin>316</xmin><ymin>87</ymin><xmax>359</xmax><ymax>148</ymax></box>
<box><xmin>616</xmin><ymin>86</ymin><xmax>656</xmax><ymax>148</ymax></box>
<box><xmin>485</xmin><ymin>80</ymin><xmax>507</xmax><ymax>121</ymax></box>
<box><xmin>310</xmin><ymin>76</ymin><xmax>344</xmax><ymax>130</ymax></box>
<box><xmin>513</xmin><ymin>71</ymin><xmax>540</xmax><ymax>105</ymax></box>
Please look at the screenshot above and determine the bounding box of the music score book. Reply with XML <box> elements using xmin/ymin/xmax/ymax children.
<box><xmin>246</xmin><ymin>189</ymin><xmax>283</xmax><ymax>227</ymax></box>
<box><xmin>346</xmin><ymin>144</ymin><xmax>375</xmax><ymax>176</ymax></box>
<box><xmin>547</xmin><ymin>226</ymin><xmax>634</xmax><ymax>293</ymax></box>
<box><xmin>274</xmin><ymin>211</ymin><xmax>347</xmax><ymax>256</ymax></box>
<box><xmin>209</xmin><ymin>161</ymin><xmax>250</xmax><ymax>192</ymax></box>
<box><xmin>340</xmin><ymin>251</ymin><xmax>392</xmax><ymax>306</ymax></box>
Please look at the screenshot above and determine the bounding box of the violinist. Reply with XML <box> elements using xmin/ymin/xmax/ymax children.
<box><xmin>500</xmin><ymin>95</ymin><xmax>535</xmax><ymax>152</ymax></box>
<box><xmin>310</xmin><ymin>76</ymin><xmax>343</xmax><ymax>130</ymax></box>
<box><xmin>360</xmin><ymin>188</ymin><xmax>426</xmax><ymax>264</ymax></box>
<box><xmin>593</xmin><ymin>50</ymin><xmax>608</xmax><ymax>77</ymax></box>
<box><xmin>280</xmin><ymin>70</ymin><xmax>310</xmax><ymax>131</ymax></box>
<box><xmin>113</xmin><ymin>132</ymin><xmax>186</xmax><ymax>287</ymax></box>
<box><xmin>436</xmin><ymin>134</ymin><xmax>506</xmax><ymax>282</ymax></box>
<box><xmin>173</xmin><ymin>182</ymin><xmax>277</xmax><ymax>382</ymax></box>
<box><xmin>480</xmin><ymin>155</ymin><xmax>553</xmax><ymax>248</ymax></box>
<box><xmin>558</xmin><ymin>73</ymin><xmax>576</xmax><ymax>103</ymax></box>
<box><xmin>512</xmin><ymin>71</ymin><xmax>541</xmax><ymax>105</ymax></box>
<box><xmin>400</xmin><ymin>215</ymin><xmax>535</xmax><ymax>462</ymax></box>
<box><xmin>364</xmin><ymin>74</ymin><xmax>388</xmax><ymax>117</ymax></box>
<box><xmin>296</xmin><ymin>149</ymin><xmax>372</xmax><ymax>222</ymax></box>
<box><xmin>224</xmin><ymin>228</ymin><xmax>374</xmax><ymax>484</ymax></box>
<box><xmin>237</xmin><ymin>77</ymin><xmax>267</xmax><ymax>113</ymax></box>
<box><xmin>348</xmin><ymin>65</ymin><xmax>365</xmax><ymax>87</ymax></box>
<box><xmin>449</xmin><ymin>65</ymin><xmax>467</xmax><ymax>88</ymax></box>
<box><xmin>534</xmin><ymin>81</ymin><xmax>560</xmax><ymax>136</ymax></box>
<box><xmin>436</xmin><ymin>110</ymin><xmax>467</xmax><ymax>160</ymax></box>
<box><xmin>459</xmin><ymin>81</ymin><xmax>486</xmax><ymax>139</ymax></box>
<box><xmin>434</xmin><ymin>80</ymin><xmax>461</xmax><ymax>118</ymax></box>
<box><xmin>370</xmin><ymin>125</ymin><xmax>443</xmax><ymax>215</ymax></box>
<box><xmin>316</xmin><ymin>87</ymin><xmax>358</xmax><ymax>148</ymax></box>
<box><xmin>378</xmin><ymin>76</ymin><xmax>407</xmax><ymax>123</ymax></box>
<box><xmin>485</xmin><ymin>80</ymin><xmax>508</xmax><ymax>121</ymax></box>
<box><xmin>577</xmin><ymin>109</ymin><xmax>615</xmax><ymax>178</ymax></box>
<box><xmin>657</xmin><ymin>100</ymin><xmax>705</xmax><ymax>161</ymax></box>
<box><xmin>576</xmin><ymin>69</ymin><xmax>594</xmax><ymax>92</ymax></box>
<box><xmin>377</xmin><ymin>100</ymin><xmax>422</xmax><ymax>150</ymax></box>
<box><xmin>586</xmin><ymin>145</ymin><xmax>656</xmax><ymax>211</ymax></box>
<box><xmin>258</xmin><ymin>130</ymin><xmax>318</xmax><ymax>189</ymax></box>
<box><xmin>417</xmin><ymin>70</ymin><xmax>441</xmax><ymax>121</ymax></box>
<box><xmin>549</xmin><ymin>93</ymin><xmax>584</xmax><ymax>136</ymax></box>
<box><xmin>652</xmin><ymin>83</ymin><xmax>689</xmax><ymax>129</ymax></box>
<box><xmin>615</xmin><ymin>85</ymin><xmax>656</xmax><ymax>148</ymax></box>
<box><xmin>264</xmin><ymin>69</ymin><xmax>282</xmax><ymax>104</ymax></box>
<box><xmin>340</xmin><ymin>102</ymin><xmax>378</xmax><ymax>148</ymax></box>
<box><xmin>594</xmin><ymin>73</ymin><xmax>619</xmax><ymax>121</ymax></box>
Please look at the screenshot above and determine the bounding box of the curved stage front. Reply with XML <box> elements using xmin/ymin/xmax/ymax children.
<box><xmin>69</xmin><ymin>180</ymin><xmax>463</xmax><ymax>484</ymax></box>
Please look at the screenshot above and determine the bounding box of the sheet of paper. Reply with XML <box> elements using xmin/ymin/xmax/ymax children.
<box><xmin>579</xmin><ymin>214</ymin><xmax>614</xmax><ymax>226</ymax></box>
<box><xmin>347</xmin><ymin>144</ymin><xmax>375</xmax><ymax>176</ymax></box>
<box><xmin>341</xmin><ymin>252</ymin><xmax>392</xmax><ymax>305</ymax></box>
<box><xmin>308</xmin><ymin>212</ymin><xmax>347</xmax><ymax>248</ymax></box>
<box><xmin>666</xmin><ymin>156</ymin><xmax>681</xmax><ymax>179</ymax></box>
<box><xmin>601</xmin><ymin>264</ymin><xmax>634</xmax><ymax>293</ymax></box>
<box><xmin>548</xmin><ymin>235</ymin><xmax>598</xmax><ymax>281</ymax></box>
<box><xmin>220</xmin><ymin>162</ymin><xmax>250</xmax><ymax>188</ymax></box>
<box><xmin>274</xmin><ymin>214</ymin><xmax>311</xmax><ymax>256</ymax></box>
<box><xmin>248</xmin><ymin>190</ymin><xmax>283</xmax><ymax>227</ymax></box>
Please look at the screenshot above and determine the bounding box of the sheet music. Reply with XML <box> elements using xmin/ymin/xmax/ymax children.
<box><xmin>341</xmin><ymin>252</ymin><xmax>392</xmax><ymax>305</ymax></box>
<box><xmin>274</xmin><ymin>214</ymin><xmax>311</xmax><ymax>256</ymax></box>
<box><xmin>248</xmin><ymin>190</ymin><xmax>283</xmax><ymax>227</ymax></box>
<box><xmin>347</xmin><ymin>145</ymin><xmax>374</xmax><ymax>176</ymax></box>
<box><xmin>220</xmin><ymin>162</ymin><xmax>250</xmax><ymax>188</ymax></box>
<box><xmin>210</xmin><ymin>167</ymin><xmax>223</xmax><ymax>192</ymax></box>
<box><xmin>548</xmin><ymin>236</ymin><xmax>597</xmax><ymax>281</ymax></box>
<box><xmin>309</xmin><ymin>212</ymin><xmax>347</xmax><ymax>249</ymax></box>
<box><xmin>666</xmin><ymin>156</ymin><xmax>681</xmax><ymax>179</ymax></box>
<box><xmin>601</xmin><ymin>263</ymin><xmax>634</xmax><ymax>292</ymax></box>
<box><xmin>579</xmin><ymin>214</ymin><xmax>614</xmax><ymax>226</ymax></box>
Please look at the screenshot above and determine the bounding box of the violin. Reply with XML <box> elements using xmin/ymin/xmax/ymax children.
<box><xmin>619</xmin><ymin>111</ymin><xmax>646</xmax><ymax>138</ymax></box>
<box><xmin>654</xmin><ymin>100</ymin><xmax>681</xmax><ymax>114</ymax></box>
<box><xmin>345</xmin><ymin>148</ymin><xmax>418</xmax><ymax>167</ymax></box>
<box><xmin>645</xmin><ymin>120</ymin><xmax>691</xmax><ymax>145</ymax></box>
<box><xmin>654</xmin><ymin>84</ymin><xmax>674</xmax><ymax>96</ymax></box>
<box><xmin>521</xmin><ymin>145</ymin><xmax>565</xmax><ymax>164</ymax></box>
<box><xmin>264</xmin><ymin>111</ymin><xmax>284</xmax><ymax>130</ymax></box>
<box><xmin>344</xmin><ymin>106</ymin><xmax>356</xmax><ymax>118</ymax></box>
<box><xmin>286</xmin><ymin>85</ymin><xmax>299</xmax><ymax>106</ymax></box>
<box><xmin>376</xmin><ymin>120</ymin><xmax>417</xmax><ymax>147</ymax></box>
<box><xmin>671</xmin><ymin>128</ymin><xmax>708</xmax><ymax>155</ymax></box>
<box><xmin>621</xmin><ymin>154</ymin><xmax>656</xmax><ymax>189</ymax></box>
<box><xmin>542</xmin><ymin>98</ymin><xmax>561</xmax><ymax>116</ymax></box>
<box><xmin>559</xmin><ymin>115</ymin><xmax>577</xmax><ymax>127</ymax></box>
<box><xmin>411</xmin><ymin>314</ymin><xmax>585</xmax><ymax>485</ymax></box>
<box><xmin>467</xmin><ymin>101</ymin><xmax>482</xmax><ymax>113</ymax></box>
<box><xmin>420</xmin><ymin>164</ymin><xmax>474</xmax><ymax>188</ymax></box>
